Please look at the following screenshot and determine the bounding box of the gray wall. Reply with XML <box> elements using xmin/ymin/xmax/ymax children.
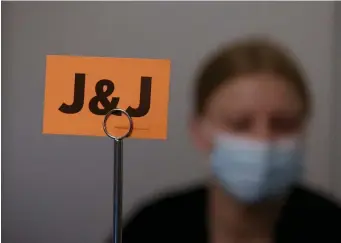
<box><xmin>331</xmin><ymin>2</ymin><xmax>341</xmax><ymax>200</ymax></box>
<box><xmin>2</xmin><ymin>2</ymin><xmax>338</xmax><ymax>243</ymax></box>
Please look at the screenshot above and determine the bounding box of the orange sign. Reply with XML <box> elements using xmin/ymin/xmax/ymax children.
<box><xmin>43</xmin><ymin>55</ymin><xmax>171</xmax><ymax>139</ymax></box>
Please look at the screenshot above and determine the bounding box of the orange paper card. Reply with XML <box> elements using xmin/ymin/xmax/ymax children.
<box><xmin>43</xmin><ymin>55</ymin><xmax>171</xmax><ymax>139</ymax></box>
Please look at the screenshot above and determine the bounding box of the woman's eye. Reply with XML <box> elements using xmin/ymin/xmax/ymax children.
<box><xmin>271</xmin><ymin>118</ymin><xmax>301</xmax><ymax>133</ymax></box>
<box><xmin>228</xmin><ymin>119</ymin><xmax>252</xmax><ymax>132</ymax></box>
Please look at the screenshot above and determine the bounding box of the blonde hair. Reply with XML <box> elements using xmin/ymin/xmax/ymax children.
<box><xmin>193</xmin><ymin>36</ymin><xmax>311</xmax><ymax>117</ymax></box>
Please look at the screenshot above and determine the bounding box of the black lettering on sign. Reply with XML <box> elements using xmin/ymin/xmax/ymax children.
<box><xmin>58</xmin><ymin>73</ymin><xmax>86</xmax><ymax>114</ymax></box>
<box><xmin>125</xmin><ymin>76</ymin><xmax>152</xmax><ymax>117</ymax></box>
<box><xmin>58</xmin><ymin>74</ymin><xmax>152</xmax><ymax>118</ymax></box>
<box><xmin>88</xmin><ymin>79</ymin><xmax>120</xmax><ymax>115</ymax></box>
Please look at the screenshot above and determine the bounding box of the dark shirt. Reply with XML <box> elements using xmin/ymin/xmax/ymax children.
<box><xmin>122</xmin><ymin>185</ymin><xmax>341</xmax><ymax>243</ymax></box>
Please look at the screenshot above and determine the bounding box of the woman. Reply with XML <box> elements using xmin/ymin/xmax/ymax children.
<box><xmin>109</xmin><ymin>37</ymin><xmax>341</xmax><ymax>243</ymax></box>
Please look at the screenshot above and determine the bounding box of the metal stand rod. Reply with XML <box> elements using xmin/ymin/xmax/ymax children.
<box><xmin>102</xmin><ymin>108</ymin><xmax>133</xmax><ymax>243</ymax></box>
<box><xmin>113</xmin><ymin>139</ymin><xmax>123</xmax><ymax>243</ymax></box>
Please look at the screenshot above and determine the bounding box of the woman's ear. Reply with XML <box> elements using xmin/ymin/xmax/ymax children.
<box><xmin>188</xmin><ymin>117</ymin><xmax>212</xmax><ymax>152</ymax></box>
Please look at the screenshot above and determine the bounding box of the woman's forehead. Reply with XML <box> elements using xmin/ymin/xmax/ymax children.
<box><xmin>205</xmin><ymin>74</ymin><xmax>304</xmax><ymax>116</ymax></box>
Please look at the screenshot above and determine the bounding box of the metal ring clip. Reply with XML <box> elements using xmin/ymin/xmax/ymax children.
<box><xmin>102</xmin><ymin>108</ymin><xmax>133</xmax><ymax>140</ymax></box>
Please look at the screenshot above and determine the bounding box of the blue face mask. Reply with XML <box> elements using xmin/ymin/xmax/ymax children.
<box><xmin>210</xmin><ymin>133</ymin><xmax>303</xmax><ymax>204</ymax></box>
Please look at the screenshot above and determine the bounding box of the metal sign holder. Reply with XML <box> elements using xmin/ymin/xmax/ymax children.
<box><xmin>103</xmin><ymin>108</ymin><xmax>133</xmax><ymax>243</ymax></box>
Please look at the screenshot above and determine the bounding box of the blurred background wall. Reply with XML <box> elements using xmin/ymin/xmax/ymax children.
<box><xmin>2</xmin><ymin>2</ymin><xmax>340</xmax><ymax>243</ymax></box>
<box><xmin>331</xmin><ymin>2</ymin><xmax>341</xmax><ymax>201</ymax></box>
